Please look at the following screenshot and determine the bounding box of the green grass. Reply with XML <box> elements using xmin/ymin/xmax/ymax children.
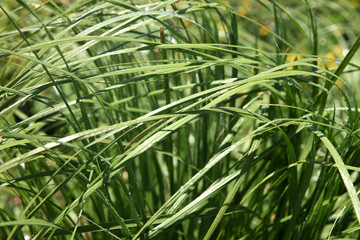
<box><xmin>0</xmin><ymin>0</ymin><xmax>360</xmax><ymax>239</ymax></box>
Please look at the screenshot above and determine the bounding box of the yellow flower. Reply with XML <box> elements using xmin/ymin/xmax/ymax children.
<box><xmin>237</xmin><ymin>7</ymin><xmax>247</xmax><ymax>16</ymax></box>
<box><xmin>332</xmin><ymin>45</ymin><xmax>344</xmax><ymax>56</ymax></box>
<box><xmin>325</xmin><ymin>52</ymin><xmax>338</xmax><ymax>69</ymax></box>
<box><xmin>219</xmin><ymin>1</ymin><xmax>230</xmax><ymax>10</ymax></box>
<box><xmin>259</xmin><ymin>22</ymin><xmax>271</xmax><ymax>36</ymax></box>
<box><xmin>287</xmin><ymin>55</ymin><xmax>302</xmax><ymax>70</ymax></box>
<box><xmin>237</xmin><ymin>0</ymin><xmax>251</xmax><ymax>15</ymax></box>
<box><xmin>350</xmin><ymin>0</ymin><xmax>359</xmax><ymax>8</ymax></box>
<box><xmin>318</xmin><ymin>45</ymin><xmax>344</xmax><ymax>69</ymax></box>
<box><xmin>182</xmin><ymin>19</ymin><xmax>190</xmax><ymax>27</ymax></box>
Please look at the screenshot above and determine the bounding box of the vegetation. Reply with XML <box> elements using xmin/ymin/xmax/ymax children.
<box><xmin>0</xmin><ymin>0</ymin><xmax>360</xmax><ymax>239</ymax></box>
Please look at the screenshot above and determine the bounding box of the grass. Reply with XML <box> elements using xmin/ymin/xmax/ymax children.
<box><xmin>0</xmin><ymin>0</ymin><xmax>360</xmax><ymax>239</ymax></box>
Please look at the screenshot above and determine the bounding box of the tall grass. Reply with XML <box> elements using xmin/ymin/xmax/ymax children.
<box><xmin>0</xmin><ymin>0</ymin><xmax>360</xmax><ymax>239</ymax></box>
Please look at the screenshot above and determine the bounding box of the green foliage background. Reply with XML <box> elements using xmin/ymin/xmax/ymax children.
<box><xmin>0</xmin><ymin>0</ymin><xmax>360</xmax><ymax>239</ymax></box>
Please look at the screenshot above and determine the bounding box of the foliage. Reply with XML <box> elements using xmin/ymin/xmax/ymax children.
<box><xmin>0</xmin><ymin>0</ymin><xmax>360</xmax><ymax>239</ymax></box>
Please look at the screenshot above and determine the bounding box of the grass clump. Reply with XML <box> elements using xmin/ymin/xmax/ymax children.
<box><xmin>0</xmin><ymin>0</ymin><xmax>360</xmax><ymax>239</ymax></box>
